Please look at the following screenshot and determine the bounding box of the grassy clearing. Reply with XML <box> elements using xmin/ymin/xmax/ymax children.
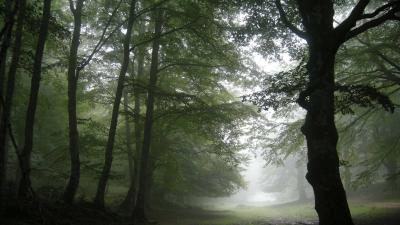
<box><xmin>151</xmin><ymin>200</ymin><xmax>400</xmax><ymax>225</ymax></box>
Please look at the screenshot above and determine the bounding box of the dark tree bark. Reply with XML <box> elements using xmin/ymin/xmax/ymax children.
<box><xmin>94</xmin><ymin>0</ymin><xmax>136</xmax><ymax>208</ymax></box>
<box><xmin>18</xmin><ymin>0</ymin><xmax>52</xmax><ymax>199</ymax></box>
<box><xmin>132</xmin><ymin>9</ymin><xmax>163</xmax><ymax>223</ymax></box>
<box><xmin>0</xmin><ymin>0</ymin><xmax>16</xmax><ymax>195</ymax></box>
<box><xmin>63</xmin><ymin>0</ymin><xmax>84</xmax><ymax>204</ymax></box>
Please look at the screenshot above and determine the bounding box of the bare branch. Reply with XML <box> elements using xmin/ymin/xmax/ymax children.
<box><xmin>274</xmin><ymin>0</ymin><xmax>308</xmax><ymax>39</ymax></box>
<box><xmin>335</xmin><ymin>0</ymin><xmax>370</xmax><ymax>35</ymax></box>
<box><xmin>360</xmin><ymin>1</ymin><xmax>398</xmax><ymax>19</ymax></box>
<box><xmin>344</xmin><ymin>6</ymin><xmax>400</xmax><ymax>42</ymax></box>
<box><xmin>77</xmin><ymin>0</ymin><xmax>123</xmax><ymax>71</ymax></box>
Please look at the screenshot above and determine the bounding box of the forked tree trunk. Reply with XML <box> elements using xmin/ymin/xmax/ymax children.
<box><xmin>94</xmin><ymin>0</ymin><xmax>136</xmax><ymax>208</ymax></box>
<box><xmin>18</xmin><ymin>0</ymin><xmax>52</xmax><ymax>199</ymax></box>
<box><xmin>132</xmin><ymin>10</ymin><xmax>163</xmax><ymax>223</ymax></box>
<box><xmin>63</xmin><ymin>0</ymin><xmax>84</xmax><ymax>204</ymax></box>
<box><xmin>296</xmin><ymin>1</ymin><xmax>354</xmax><ymax>224</ymax></box>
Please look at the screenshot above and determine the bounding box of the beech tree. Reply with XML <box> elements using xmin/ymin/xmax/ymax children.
<box><xmin>19</xmin><ymin>0</ymin><xmax>52</xmax><ymax>199</ymax></box>
<box><xmin>233</xmin><ymin>0</ymin><xmax>400</xmax><ymax>224</ymax></box>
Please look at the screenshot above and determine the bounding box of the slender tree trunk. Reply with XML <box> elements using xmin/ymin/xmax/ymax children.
<box><xmin>18</xmin><ymin>0</ymin><xmax>52</xmax><ymax>199</ymax></box>
<box><xmin>121</xmin><ymin>23</ymin><xmax>146</xmax><ymax>210</ymax></box>
<box><xmin>296</xmin><ymin>160</ymin><xmax>307</xmax><ymax>202</ymax></box>
<box><xmin>63</xmin><ymin>0</ymin><xmax>84</xmax><ymax>204</ymax></box>
<box><xmin>384</xmin><ymin>158</ymin><xmax>398</xmax><ymax>189</ymax></box>
<box><xmin>0</xmin><ymin>0</ymin><xmax>26</xmax><ymax>192</ymax></box>
<box><xmin>342</xmin><ymin>149</ymin><xmax>352</xmax><ymax>191</ymax></box>
<box><xmin>119</xmin><ymin>89</ymin><xmax>136</xmax><ymax>209</ymax></box>
<box><xmin>0</xmin><ymin>0</ymin><xmax>16</xmax><ymax>195</ymax></box>
<box><xmin>94</xmin><ymin>0</ymin><xmax>136</xmax><ymax>208</ymax></box>
<box><xmin>132</xmin><ymin>10</ymin><xmax>163</xmax><ymax>222</ymax></box>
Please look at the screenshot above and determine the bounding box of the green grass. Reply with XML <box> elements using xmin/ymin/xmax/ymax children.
<box><xmin>151</xmin><ymin>200</ymin><xmax>400</xmax><ymax>225</ymax></box>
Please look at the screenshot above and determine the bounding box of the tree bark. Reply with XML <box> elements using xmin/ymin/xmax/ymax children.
<box><xmin>94</xmin><ymin>0</ymin><xmax>136</xmax><ymax>208</ymax></box>
<box><xmin>296</xmin><ymin>1</ymin><xmax>354</xmax><ymax>224</ymax></box>
<box><xmin>63</xmin><ymin>0</ymin><xmax>84</xmax><ymax>204</ymax></box>
<box><xmin>132</xmin><ymin>9</ymin><xmax>163</xmax><ymax>222</ymax></box>
<box><xmin>18</xmin><ymin>0</ymin><xmax>52</xmax><ymax>199</ymax></box>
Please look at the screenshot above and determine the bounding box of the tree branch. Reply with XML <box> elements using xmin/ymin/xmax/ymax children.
<box><xmin>69</xmin><ymin>0</ymin><xmax>76</xmax><ymax>15</ymax></box>
<box><xmin>344</xmin><ymin>5</ymin><xmax>400</xmax><ymax>42</ymax></box>
<box><xmin>335</xmin><ymin>0</ymin><xmax>370</xmax><ymax>35</ymax></box>
<box><xmin>77</xmin><ymin>0</ymin><xmax>123</xmax><ymax>71</ymax></box>
<box><xmin>274</xmin><ymin>0</ymin><xmax>308</xmax><ymax>39</ymax></box>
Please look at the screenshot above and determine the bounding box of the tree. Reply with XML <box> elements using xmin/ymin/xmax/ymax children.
<box><xmin>132</xmin><ymin>8</ymin><xmax>163</xmax><ymax>222</ymax></box>
<box><xmin>0</xmin><ymin>0</ymin><xmax>26</xmax><ymax>197</ymax></box>
<box><xmin>19</xmin><ymin>0</ymin><xmax>52</xmax><ymax>199</ymax></box>
<box><xmin>234</xmin><ymin>0</ymin><xmax>400</xmax><ymax>224</ymax></box>
<box><xmin>94</xmin><ymin>0</ymin><xmax>136</xmax><ymax>208</ymax></box>
<box><xmin>63</xmin><ymin>0</ymin><xmax>84</xmax><ymax>204</ymax></box>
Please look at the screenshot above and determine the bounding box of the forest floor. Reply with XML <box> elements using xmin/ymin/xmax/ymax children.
<box><xmin>149</xmin><ymin>198</ymin><xmax>400</xmax><ymax>225</ymax></box>
<box><xmin>1</xmin><ymin>196</ymin><xmax>400</xmax><ymax>225</ymax></box>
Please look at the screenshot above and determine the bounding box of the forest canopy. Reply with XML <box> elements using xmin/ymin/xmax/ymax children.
<box><xmin>0</xmin><ymin>1</ymin><xmax>399</xmax><ymax>225</ymax></box>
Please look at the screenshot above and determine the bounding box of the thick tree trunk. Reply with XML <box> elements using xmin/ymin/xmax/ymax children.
<box><xmin>132</xmin><ymin>10</ymin><xmax>163</xmax><ymax>222</ymax></box>
<box><xmin>94</xmin><ymin>0</ymin><xmax>136</xmax><ymax>208</ymax></box>
<box><xmin>296</xmin><ymin>1</ymin><xmax>354</xmax><ymax>224</ymax></box>
<box><xmin>0</xmin><ymin>0</ymin><xmax>16</xmax><ymax>195</ymax></box>
<box><xmin>63</xmin><ymin>0</ymin><xmax>84</xmax><ymax>204</ymax></box>
<box><xmin>302</xmin><ymin>45</ymin><xmax>353</xmax><ymax>225</ymax></box>
<box><xmin>18</xmin><ymin>0</ymin><xmax>51</xmax><ymax>199</ymax></box>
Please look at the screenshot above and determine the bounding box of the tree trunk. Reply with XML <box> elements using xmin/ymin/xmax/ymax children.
<box><xmin>94</xmin><ymin>0</ymin><xmax>136</xmax><ymax>208</ymax></box>
<box><xmin>120</xmin><ymin>23</ymin><xmax>146</xmax><ymax>210</ymax></box>
<box><xmin>302</xmin><ymin>45</ymin><xmax>353</xmax><ymax>225</ymax></box>
<box><xmin>119</xmin><ymin>89</ymin><xmax>136</xmax><ymax>210</ymax></box>
<box><xmin>0</xmin><ymin>0</ymin><xmax>16</xmax><ymax>195</ymax></box>
<box><xmin>63</xmin><ymin>0</ymin><xmax>84</xmax><ymax>204</ymax></box>
<box><xmin>296</xmin><ymin>1</ymin><xmax>354</xmax><ymax>224</ymax></box>
<box><xmin>132</xmin><ymin>10</ymin><xmax>163</xmax><ymax>223</ymax></box>
<box><xmin>18</xmin><ymin>0</ymin><xmax>52</xmax><ymax>199</ymax></box>
<box><xmin>296</xmin><ymin>160</ymin><xmax>307</xmax><ymax>202</ymax></box>
<box><xmin>384</xmin><ymin>158</ymin><xmax>398</xmax><ymax>189</ymax></box>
